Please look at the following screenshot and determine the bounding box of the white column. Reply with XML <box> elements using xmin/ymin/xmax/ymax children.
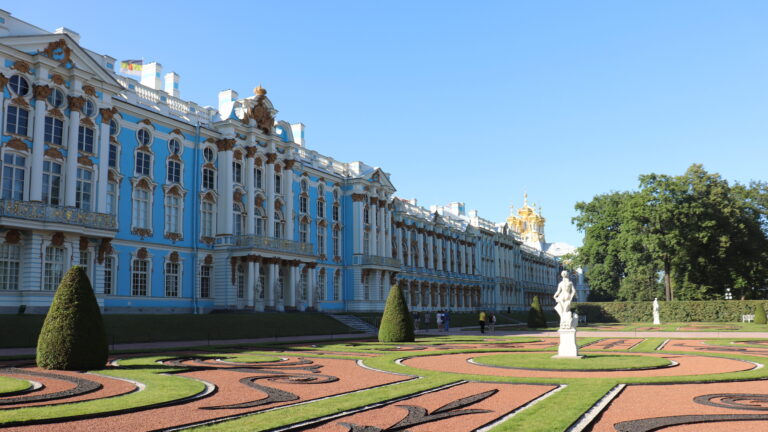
<box><xmin>266</xmin><ymin>261</ymin><xmax>277</xmax><ymax>307</ymax></box>
<box><xmin>384</xmin><ymin>207</ymin><xmax>392</xmax><ymax>257</ymax></box>
<box><xmin>307</xmin><ymin>266</ymin><xmax>315</xmax><ymax>308</ymax></box>
<box><xmin>396</xmin><ymin>225</ymin><xmax>403</xmax><ymax>263</ymax></box>
<box><xmin>383</xmin><ymin>272</ymin><xmax>390</xmax><ymax>300</ymax></box>
<box><xmin>462</xmin><ymin>243</ymin><xmax>469</xmax><ymax>274</ymax></box>
<box><xmin>353</xmin><ymin>196</ymin><xmax>364</xmax><ymax>253</ymax></box>
<box><xmin>246</xmin><ymin>260</ymin><xmax>255</xmax><ymax>307</ymax></box>
<box><xmin>216</xmin><ymin>139</ymin><xmax>234</xmax><ymax>235</ymax></box>
<box><xmin>436</xmin><ymin>235</ymin><xmax>444</xmax><ymax>271</ymax></box>
<box><xmin>378</xmin><ymin>205</ymin><xmax>386</xmax><ymax>256</ymax></box>
<box><xmin>286</xmin><ymin>264</ymin><xmax>297</xmax><ymax>307</ymax></box>
<box><xmin>0</xmin><ymin>75</ymin><xmax>6</xmax><ymax>135</ymax></box>
<box><xmin>284</xmin><ymin>159</ymin><xmax>295</xmax><ymax>240</ymax></box>
<box><xmin>252</xmin><ymin>261</ymin><xmax>261</xmax><ymax>310</ymax></box>
<box><xmin>245</xmin><ymin>150</ymin><xmax>255</xmax><ymax>234</ymax></box>
<box><xmin>30</xmin><ymin>86</ymin><xmax>48</xmax><ymax>202</ymax></box>
<box><xmin>417</xmin><ymin>230</ymin><xmax>425</xmax><ymax>268</ymax></box>
<box><xmin>370</xmin><ymin>200</ymin><xmax>378</xmax><ymax>255</ymax></box>
<box><xmin>405</xmin><ymin>229</ymin><xmax>412</xmax><ymax>266</ymax></box>
<box><xmin>96</xmin><ymin>109</ymin><xmax>111</xmax><ymax>212</ymax></box>
<box><xmin>427</xmin><ymin>234</ymin><xmax>434</xmax><ymax>270</ymax></box>
<box><xmin>265</xmin><ymin>153</ymin><xmax>276</xmax><ymax>237</ymax></box>
<box><xmin>64</xmin><ymin>96</ymin><xmax>82</xmax><ymax>207</ymax></box>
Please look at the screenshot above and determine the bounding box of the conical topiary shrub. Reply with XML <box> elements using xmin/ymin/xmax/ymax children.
<box><xmin>527</xmin><ymin>295</ymin><xmax>547</xmax><ymax>328</ymax></box>
<box><xmin>378</xmin><ymin>284</ymin><xmax>415</xmax><ymax>343</ymax></box>
<box><xmin>37</xmin><ymin>266</ymin><xmax>108</xmax><ymax>370</ymax></box>
<box><xmin>755</xmin><ymin>303</ymin><xmax>767</xmax><ymax>325</ymax></box>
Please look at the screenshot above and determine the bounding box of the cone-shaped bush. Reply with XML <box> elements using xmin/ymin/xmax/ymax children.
<box><xmin>527</xmin><ymin>295</ymin><xmax>547</xmax><ymax>328</ymax></box>
<box><xmin>378</xmin><ymin>284</ymin><xmax>415</xmax><ymax>343</ymax></box>
<box><xmin>37</xmin><ymin>266</ymin><xmax>108</xmax><ymax>370</ymax></box>
<box><xmin>755</xmin><ymin>303</ymin><xmax>767</xmax><ymax>325</ymax></box>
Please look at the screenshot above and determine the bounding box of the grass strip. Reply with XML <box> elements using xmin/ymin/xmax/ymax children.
<box><xmin>0</xmin><ymin>356</ymin><xmax>204</xmax><ymax>426</ymax></box>
<box><xmin>474</xmin><ymin>353</ymin><xmax>671</xmax><ymax>371</ymax></box>
<box><xmin>0</xmin><ymin>375</ymin><xmax>32</xmax><ymax>395</ymax></box>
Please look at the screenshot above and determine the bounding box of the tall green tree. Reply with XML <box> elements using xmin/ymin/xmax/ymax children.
<box><xmin>574</xmin><ymin>164</ymin><xmax>768</xmax><ymax>301</ymax></box>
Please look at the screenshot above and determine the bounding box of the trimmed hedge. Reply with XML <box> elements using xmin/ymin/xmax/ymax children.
<box><xmin>37</xmin><ymin>266</ymin><xmax>108</xmax><ymax>370</ymax></box>
<box><xmin>527</xmin><ymin>295</ymin><xmax>547</xmax><ymax>328</ymax></box>
<box><xmin>755</xmin><ymin>303</ymin><xmax>767</xmax><ymax>325</ymax></box>
<box><xmin>575</xmin><ymin>300</ymin><xmax>768</xmax><ymax>323</ymax></box>
<box><xmin>378</xmin><ymin>285</ymin><xmax>415</xmax><ymax>342</ymax></box>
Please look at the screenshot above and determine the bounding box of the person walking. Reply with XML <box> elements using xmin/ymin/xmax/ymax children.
<box><xmin>479</xmin><ymin>310</ymin><xmax>487</xmax><ymax>334</ymax></box>
<box><xmin>444</xmin><ymin>309</ymin><xmax>450</xmax><ymax>332</ymax></box>
<box><xmin>413</xmin><ymin>311</ymin><xmax>420</xmax><ymax>331</ymax></box>
<box><xmin>489</xmin><ymin>312</ymin><xmax>496</xmax><ymax>334</ymax></box>
<box><xmin>436</xmin><ymin>310</ymin><xmax>443</xmax><ymax>331</ymax></box>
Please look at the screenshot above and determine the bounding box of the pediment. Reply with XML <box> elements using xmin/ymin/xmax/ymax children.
<box><xmin>364</xmin><ymin>168</ymin><xmax>396</xmax><ymax>191</ymax></box>
<box><xmin>1</xmin><ymin>34</ymin><xmax>121</xmax><ymax>89</ymax></box>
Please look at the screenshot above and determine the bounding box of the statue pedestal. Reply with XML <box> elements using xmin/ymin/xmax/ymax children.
<box><xmin>653</xmin><ymin>316</ymin><xmax>661</xmax><ymax>325</ymax></box>
<box><xmin>552</xmin><ymin>328</ymin><xmax>582</xmax><ymax>359</ymax></box>
<box><xmin>254</xmin><ymin>301</ymin><xmax>264</xmax><ymax>312</ymax></box>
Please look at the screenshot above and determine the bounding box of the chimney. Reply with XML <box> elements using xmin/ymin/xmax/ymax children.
<box><xmin>164</xmin><ymin>72</ymin><xmax>180</xmax><ymax>97</ymax></box>
<box><xmin>290</xmin><ymin>123</ymin><xmax>305</xmax><ymax>146</ymax></box>
<box><xmin>54</xmin><ymin>27</ymin><xmax>80</xmax><ymax>43</ymax></box>
<box><xmin>140</xmin><ymin>62</ymin><xmax>163</xmax><ymax>90</ymax></box>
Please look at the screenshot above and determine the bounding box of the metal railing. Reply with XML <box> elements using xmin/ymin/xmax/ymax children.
<box><xmin>358</xmin><ymin>254</ymin><xmax>402</xmax><ymax>268</ymax></box>
<box><xmin>232</xmin><ymin>234</ymin><xmax>315</xmax><ymax>256</ymax></box>
<box><xmin>0</xmin><ymin>200</ymin><xmax>117</xmax><ymax>231</ymax></box>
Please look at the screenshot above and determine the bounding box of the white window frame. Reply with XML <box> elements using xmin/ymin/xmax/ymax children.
<box><xmin>42</xmin><ymin>160</ymin><xmax>63</xmax><ymax>206</ymax></box>
<box><xmin>43</xmin><ymin>245</ymin><xmax>67</xmax><ymax>291</ymax></box>
<box><xmin>1</xmin><ymin>152</ymin><xmax>26</xmax><ymax>201</ymax></box>
<box><xmin>199</xmin><ymin>264</ymin><xmax>212</xmax><ymax>298</ymax></box>
<box><xmin>201</xmin><ymin>200</ymin><xmax>216</xmax><ymax>238</ymax></box>
<box><xmin>103</xmin><ymin>255</ymin><xmax>116</xmax><ymax>295</ymax></box>
<box><xmin>131</xmin><ymin>256</ymin><xmax>150</xmax><ymax>296</ymax></box>
<box><xmin>132</xmin><ymin>186</ymin><xmax>152</xmax><ymax>230</ymax></box>
<box><xmin>165</xmin><ymin>193</ymin><xmax>182</xmax><ymax>235</ymax></box>
<box><xmin>0</xmin><ymin>243</ymin><xmax>21</xmax><ymax>291</ymax></box>
<box><xmin>165</xmin><ymin>260</ymin><xmax>181</xmax><ymax>297</ymax></box>
<box><xmin>76</xmin><ymin>167</ymin><xmax>94</xmax><ymax>211</ymax></box>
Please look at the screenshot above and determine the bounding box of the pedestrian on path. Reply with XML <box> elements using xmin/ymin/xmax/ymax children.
<box><xmin>489</xmin><ymin>313</ymin><xmax>496</xmax><ymax>334</ymax></box>
<box><xmin>436</xmin><ymin>310</ymin><xmax>443</xmax><ymax>331</ymax></box>
<box><xmin>479</xmin><ymin>310</ymin><xmax>487</xmax><ymax>333</ymax></box>
<box><xmin>444</xmin><ymin>310</ymin><xmax>450</xmax><ymax>332</ymax></box>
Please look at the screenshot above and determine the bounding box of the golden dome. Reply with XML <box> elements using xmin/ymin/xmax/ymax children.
<box><xmin>254</xmin><ymin>85</ymin><xmax>267</xmax><ymax>96</ymax></box>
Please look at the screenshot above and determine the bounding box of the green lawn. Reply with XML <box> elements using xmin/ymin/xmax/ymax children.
<box><xmin>0</xmin><ymin>313</ymin><xmax>357</xmax><ymax>348</ymax></box>
<box><xmin>473</xmin><ymin>352</ymin><xmax>671</xmax><ymax>370</ymax></box>
<box><xmin>0</xmin><ymin>375</ymin><xmax>32</xmax><ymax>395</ymax></box>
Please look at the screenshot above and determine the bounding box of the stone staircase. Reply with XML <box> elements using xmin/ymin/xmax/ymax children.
<box><xmin>327</xmin><ymin>314</ymin><xmax>378</xmax><ymax>334</ymax></box>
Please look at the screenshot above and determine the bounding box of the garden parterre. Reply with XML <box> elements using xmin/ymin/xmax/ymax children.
<box><xmin>1</xmin><ymin>334</ymin><xmax>768</xmax><ymax>431</ymax></box>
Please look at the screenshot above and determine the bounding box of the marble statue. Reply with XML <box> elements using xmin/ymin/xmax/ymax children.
<box><xmin>554</xmin><ymin>270</ymin><xmax>577</xmax><ymax>329</ymax></box>
<box><xmin>553</xmin><ymin>270</ymin><xmax>581</xmax><ymax>358</ymax></box>
<box><xmin>653</xmin><ymin>297</ymin><xmax>661</xmax><ymax>325</ymax></box>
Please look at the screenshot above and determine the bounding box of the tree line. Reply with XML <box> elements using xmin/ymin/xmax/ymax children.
<box><xmin>572</xmin><ymin>164</ymin><xmax>768</xmax><ymax>301</ymax></box>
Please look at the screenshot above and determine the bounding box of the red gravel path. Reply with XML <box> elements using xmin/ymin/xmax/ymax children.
<box><xmin>590</xmin><ymin>380</ymin><xmax>768</xmax><ymax>432</ymax></box>
<box><xmin>583</xmin><ymin>339</ymin><xmax>644</xmax><ymax>351</ymax></box>
<box><xmin>402</xmin><ymin>352</ymin><xmax>755</xmax><ymax>378</ymax></box>
<box><xmin>663</xmin><ymin>340</ymin><xmax>768</xmax><ymax>357</ymax></box>
<box><xmin>311</xmin><ymin>381</ymin><xmax>557</xmax><ymax>431</ymax></box>
<box><xmin>5</xmin><ymin>357</ymin><xmax>407</xmax><ymax>432</ymax></box>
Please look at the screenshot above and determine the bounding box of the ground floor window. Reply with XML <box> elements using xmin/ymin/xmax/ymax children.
<box><xmin>200</xmin><ymin>265</ymin><xmax>211</xmax><ymax>298</ymax></box>
<box><xmin>0</xmin><ymin>243</ymin><xmax>20</xmax><ymax>290</ymax></box>
<box><xmin>132</xmin><ymin>259</ymin><xmax>149</xmax><ymax>296</ymax></box>
<box><xmin>43</xmin><ymin>246</ymin><xmax>65</xmax><ymax>291</ymax></box>
<box><xmin>104</xmin><ymin>256</ymin><xmax>115</xmax><ymax>295</ymax></box>
<box><xmin>165</xmin><ymin>262</ymin><xmax>180</xmax><ymax>297</ymax></box>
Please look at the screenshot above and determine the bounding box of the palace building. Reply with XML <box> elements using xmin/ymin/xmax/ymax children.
<box><xmin>0</xmin><ymin>10</ymin><xmax>576</xmax><ymax>314</ymax></box>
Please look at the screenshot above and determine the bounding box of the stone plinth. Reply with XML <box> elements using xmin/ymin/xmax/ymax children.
<box><xmin>552</xmin><ymin>328</ymin><xmax>582</xmax><ymax>359</ymax></box>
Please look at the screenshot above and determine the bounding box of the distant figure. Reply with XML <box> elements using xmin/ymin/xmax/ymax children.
<box><xmin>653</xmin><ymin>298</ymin><xmax>661</xmax><ymax>325</ymax></box>
<box><xmin>436</xmin><ymin>310</ymin><xmax>443</xmax><ymax>331</ymax></box>
<box><xmin>479</xmin><ymin>310</ymin><xmax>487</xmax><ymax>333</ymax></box>
<box><xmin>444</xmin><ymin>310</ymin><xmax>450</xmax><ymax>332</ymax></box>
<box><xmin>489</xmin><ymin>313</ymin><xmax>496</xmax><ymax>334</ymax></box>
<box><xmin>554</xmin><ymin>271</ymin><xmax>576</xmax><ymax>329</ymax></box>
<box><xmin>413</xmin><ymin>312</ymin><xmax>420</xmax><ymax>330</ymax></box>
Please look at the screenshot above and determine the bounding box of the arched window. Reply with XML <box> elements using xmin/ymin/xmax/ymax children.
<box><xmin>8</xmin><ymin>75</ymin><xmax>30</xmax><ymax>96</ymax></box>
<box><xmin>108</xmin><ymin>119</ymin><xmax>120</xmax><ymax>169</ymax></box>
<box><xmin>254</xmin><ymin>205</ymin><xmax>265</xmax><ymax>236</ymax></box>
<box><xmin>202</xmin><ymin>166</ymin><xmax>215</xmax><ymax>190</ymax></box>
<box><xmin>274</xmin><ymin>172</ymin><xmax>282</xmax><ymax>194</ymax></box>
<box><xmin>132</xmin><ymin>186</ymin><xmax>151</xmax><ymax>229</ymax></box>
<box><xmin>317</xmin><ymin>226</ymin><xmax>326</xmax><ymax>256</ymax></box>
<box><xmin>274</xmin><ymin>210</ymin><xmax>285</xmax><ymax>239</ymax></box>
<box><xmin>299</xmin><ymin>220</ymin><xmax>309</xmax><ymax>243</ymax></box>
<box><xmin>317</xmin><ymin>198</ymin><xmax>325</xmax><ymax>219</ymax></box>
<box><xmin>333</xmin><ymin>270</ymin><xmax>341</xmax><ymax>300</ymax></box>
<box><xmin>363</xmin><ymin>205</ymin><xmax>370</xmax><ymax>224</ymax></box>
<box><xmin>332</xmin><ymin>227</ymin><xmax>340</xmax><ymax>257</ymax></box>
<box><xmin>317</xmin><ymin>268</ymin><xmax>326</xmax><ymax>300</ymax></box>
<box><xmin>165</xmin><ymin>193</ymin><xmax>182</xmax><ymax>234</ymax></box>
<box><xmin>299</xmin><ymin>180</ymin><xmax>309</xmax><ymax>214</ymax></box>
<box><xmin>233</xmin><ymin>203</ymin><xmax>245</xmax><ymax>236</ymax></box>
<box><xmin>137</xmin><ymin>128</ymin><xmax>152</xmax><ymax>146</ymax></box>
<box><xmin>201</xmin><ymin>198</ymin><xmax>215</xmax><ymax>238</ymax></box>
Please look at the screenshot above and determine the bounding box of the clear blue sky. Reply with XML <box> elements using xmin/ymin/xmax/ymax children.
<box><xmin>11</xmin><ymin>1</ymin><xmax>768</xmax><ymax>247</ymax></box>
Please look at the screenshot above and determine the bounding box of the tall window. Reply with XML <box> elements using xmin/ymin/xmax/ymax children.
<box><xmin>103</xmin><ymin>256</ymin><xmax>115</xmax><ymax>295</ymax></box>
<box><xmin>255</xmin><ymin>167</ymin><xmax>263</xmax><ymax>190</ymax></box>
<box><xmin>274</xmin><ymin>173</ymin><xmax>282</xmax><ymax>194</ymax></box>
<box><xmin>254</xmin><ymin>207</ymin><xmax>265</xmax><ymax>236</ymax></box>
<box><xmin>44</xmin><ymin>117</ymin><xmax>63</xmax><ymax>145</ymax></box>
<box><xmin>333</xmin><ymin>271</ymin><xmax>341</xmax><ymax>300</ymax></box>
<box><xmin>42</xmin><ymin>161</ymin><xmax>62</xmax><ymax>206</ymax></box>
<box><xmin>79</xmin><ymin>250</ymin><xmax>91</xmax><ymax>282</ymax></box>
<box><xmin>233</xmin><ymin>204</ymin><xmax>244</xmax><ymax>236</ymax></box>
<box><xmin>76</xmin><ymin>168</ymin><xmax>93</xmax><ymax>211</ymax></box>
<box><xmin>167</xmin><ymin>160</ymin><xmax>181</xmax><ymax>183</ymax></box>
<box><xmin>233</xmin><ymin>161</ymin><xmax>242</xmax><ymax>184</ymax></box>
<box><xmin>200</xmin><ymin>264</ymin><xmax>211</xmax><ymax>298</ymax></box>
<box><xmin>317</xmin><ymin>228</ymin><xmax>326</xmax><ymax>256</ymax></box>
<box><xmin>201</xmin><ymin>200</ymin><xmax>215</xmax><ymax>237</ymax></box>
<box><xmin>332</xmin><ymin>203</ymin><xmax>340</xmax><ymax>222</ymax></box>
<box><xmin>317</xmin><ymin>200</ymin><xmax>325</xmax><ymax>219</ymax></box>
<box><xmin>202</xmin><ymin>167</ymin><xmax>215</xmax><ymax>190</ymax></box>
<box><xmin>106</xmin><ymin>182</ymin><xmax>118</xmax><ymax>215</ymax></box>
<box><xmin>5</xmin><ymin>106</ymin><xmax>29</xmax><ymax>136</ymax></box>
<box><xmin>364</xmin><ymin>206</ymin><xmax>370</xmax><ymax>224</ymax></box>
<box><xmin>135</xmin><ymin>151</ymin><xmax>152</xmax><ymax>176</ymax></box>
<box><xmin>165</xmin><ymin>262</ymin><xmax>180</xmax><ymax>297</ymax></box>
<box><xmin>131</xmin><ymin>258</ymin><xmax>149</xmax><ymax>296</ymax></box>
<box><xmin>109</xmin><ymin>143</ymin><xmax>119</xmax><ymax>168</ymax></box>
<box><xmin>299</xmin><ymin>269</ymin><xmax>308</xmax><ymax>300</ymax></box>
<box><xmin>78</xmin><ymin>126</ymin><xmax>95</xmax><ymax>153</ymax></box>
<box><xmin>317</xmin><ymin>269</ymin><xmax>326</xmax><ymax>300</ymax></box>
<box><xmin>363</xmin><ymin>231</ymin><xmax>370</xmax><ymax>254</ymax></box>
<box><xmin>165</xmin><ymin>194</ymin><xmax>182</xmax><ymax>234</ymax></box>
<box><xmin>132</xmin><ymin>187</ymin><xmax>151</xmax><ymax>229</ymax></box>
<box><xmin>2</xmin><ymin>153</ymin><xmax>25</xmax><ymax>200</ymax></box>
<box><xmin>236</xmin><ymin>264</ymin><xmax>245</xmax><ymax>298</ymax></box>
<box><xmin>43</xmin><ymin>246</ymin><xmax>65</xmax><ymax>291</ymax></box>
<box><xmin>258</xmin><ymin>266</ymin><xmax>265</xmax><ymax>299</ymax></box>
<box><xmin>0</xmin><ymin>243</ymin><xmax>21</xmax><ymax>290</ymax></box>
<box><xmin>333</xmin><ymin>228</ymin><xmax>340</xmax><ymax>257</ymax></box>
<box><xmin>300</xmin><ymin>195</ymin><xmax>308</xmax><ymax>214</ymax></box>
<box><xmin>299</xmin><ymin>221</ymin><xmax>309</xmax><ymax>243</ymax></box>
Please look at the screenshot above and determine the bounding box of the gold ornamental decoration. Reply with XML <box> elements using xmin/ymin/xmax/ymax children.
<box><xmin>250</xmin><ymin>95</ymin><xmax>274</xmax><ymax>135</ymax></box>
<box><xmin>100</xmin><ymin>107</ymin><xmax>118</xmax><ymax>124</ymax></box>
<box><xmin>45</xmin><ymin>147</ymin><xmax>64</xmax><ymax>160</ymax></box>
<box><xmin>4</xmin><ymin>230</ymin><xmax>21</xmax><ymax>245</ymax></box>
<box><xmin>82</xmin><ymin>85</ymin><xmax>96</xmax><ymax>97</ymax></box>
<box><xmin>68</xmin><ymin>96</ymin><xmax>85</xmax><ymax>112</ymax></box>
<box><xmin>215</xmin><ymin>138</ymin><xmax>235</xmax><ymax>152</ymax></box>
<box><xmin>11</xmin><ymin>61</ymin><xmax>31</xmax><ymax>74</ymax></box>
<box><xmin>137</xmin><ymin>247</ymin><xmax>148</xmax><ymax>259</ymax></box>
<box><xmin>97</xmin><ymin>238</ymin><xmax>113</xmax><ymax>264</ymax></box>
<box><xmin>51</xmin><ymin>74</ymin><xmax>65</xmax><ymax>86</ymax></box>
<box><xmin>33</xmin><ymin>84</ymin><xmax>52</xmax><ymax>101</ymax></box>
<box><xmin>0</xmin><ymin>73</ymin><xmax>8</xmax><ymax>89</ymax></box>
<box><xmin>51</xmin><ymin>232</ymin><xmax>65</xmax><ymax>247</ymax></box>
<box><xmin>6</xmin><ymin>139</ymin><xmax>29</xmax><ymax>152</ymax></box>
<box><xmin>39</xmin><ymin>39</ymin><xmax>74</xmax><ymax>68</ymax></box>
<box><xmin>245</xmin><ymin>146</ymin><xmax>258</xmax><ymax>158</ymax></box>
<box><xmin>79</xmin><ymin>236</ymin><xmax>89</xmax><ymax>252</ymax></box>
